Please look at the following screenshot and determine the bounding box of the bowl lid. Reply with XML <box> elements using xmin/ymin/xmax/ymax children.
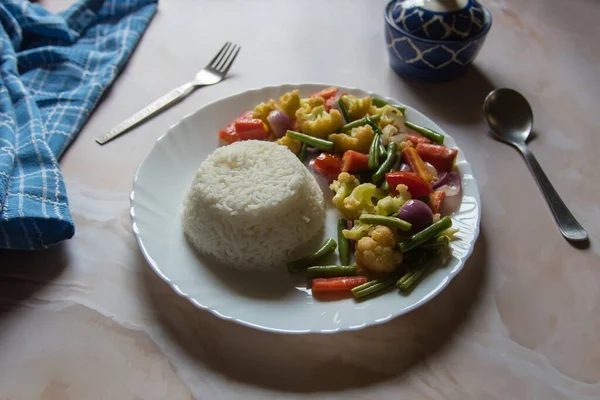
<box><xmin>389</xmin><ymin>0</ymin><xmax>487</xmax><ymax>41</ymax></box>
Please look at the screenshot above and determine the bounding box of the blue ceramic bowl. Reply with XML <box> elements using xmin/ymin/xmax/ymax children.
<box><xmin>389</xmin><ymin>0</ymin><xmax>486</xmax><ymax>41</ymax></box>
<box><xmin>384</xmin><ymin>0</ymin><xmax>492</xmax><ymax>82</ymax></box>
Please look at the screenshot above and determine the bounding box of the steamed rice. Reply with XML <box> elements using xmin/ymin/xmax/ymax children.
<box><xmin>181</xmin><ymin>140</ymin><xmax>325</xmax><ymax>270</ymax></box>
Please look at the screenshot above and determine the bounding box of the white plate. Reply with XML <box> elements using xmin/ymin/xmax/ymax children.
<box><xmin>131</xmin><ymin>83</ymin><xmax>481</xmax><ymax>334</ymax></box>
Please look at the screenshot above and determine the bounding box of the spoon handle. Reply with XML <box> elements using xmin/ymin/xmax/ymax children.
<box><xmin>517</xmin><ymin>145</ymin><xmax>588</xmax><ymax>241</ymax></box>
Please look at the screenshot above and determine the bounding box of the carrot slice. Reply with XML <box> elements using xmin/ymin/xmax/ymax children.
<box><xmin>312</xmin><ymin>276</ymin><xmax>369</xmax><ymax>293</ymax></box>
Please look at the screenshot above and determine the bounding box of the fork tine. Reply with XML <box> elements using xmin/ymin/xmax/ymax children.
<box><xmin>220</xmin><ymin>44</ymin><xmax>241</xmax><ymax>76</ymax></box>
<box><xmin>207</xmin><ymin>42</ymin><xmax>231</xmax><ymax>69</ymax></box>
<box><xmin>214</xmin><ymin>43</ymin><xmax>236</xmax><ymax>71</ymax></box>
<box><xmin>213</xmin><ymin>42</ymin><xmax>233</xmax><ymax>70</ymax></box>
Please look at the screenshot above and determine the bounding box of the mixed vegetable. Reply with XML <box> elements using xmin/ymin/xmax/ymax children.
<box><xmin>218</xmin><ymin>87</ymin><xmax>462</xmax><ymax>299</ymax></box>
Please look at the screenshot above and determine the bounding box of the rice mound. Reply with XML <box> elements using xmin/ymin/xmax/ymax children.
<box><xmin>181</xmin><ymin>140</ymin><xmax>325</xmax><ymax>271</ymax></box>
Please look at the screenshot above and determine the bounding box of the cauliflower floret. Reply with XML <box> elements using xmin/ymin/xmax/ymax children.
<box><xmin>342</xmin><ymin>220</ymin><xmax>372</xmax><ymax>241</ymax></box>
<box><xmin>301</xmin><ymin>95</ymin><xmax>326</xmax><ymax>108</ymax></box>
<box><xmin>355</xmin><ymin>225</ymin><xmax>403</xmax><ymax>273</ymax></box>
<box><xmin>376</xmin><ymin>105</ymin><xmax>406</xmax><ymax>131</ymax></box>
<box><xmin>329</xmin><ymin>172</ymin><xmax>360</xmax><ymax>209</ymax></box>
<box><xmin>295</xmin><ymin>104</ymin><xmax>344</xmax><ymax>139</ymax></box>
<box><xmin>252</xmin><ymin>100</ymin><xmax>278</xmax><ymax>123</ymax></box>
<box><xmin>376</xmin><ymin>186</ymin><xmax>411</xmax><ymax>215</ymax></box>
<box><xmin>279</xmin><ymin>90</ymin><xmax>301</xmax><ymax>119</ymax></box>
<box><xmin>398</xmin><ymin>140</ymin><xmax>413</xmax><ymax>151</ymax></box>
<box><xmin>328</xmin><ymin>124</ymin><xmax>375</xmax><ymax>154</ymax></box>
<box><xmin>381</xmin><ymin>124</ymin><xmax>398</xmax><ymax>146</ymax></box>
<box><xmin>276</xmin><ymin>135</ymin><xmax>302</xmax><ymax>155</ymax></box>
<box><xmin>339</xmin><ymin>183</ymin><xmax>385</xmax><ymax>220</ymax></box>
<box><xmin>341</xmin><ymin>95</ymin><xmax>372</xmax><ymax>121</ymax></box>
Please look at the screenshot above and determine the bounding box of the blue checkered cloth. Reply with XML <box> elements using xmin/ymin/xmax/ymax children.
<box><xmin>0</xmin><ymin>0</ymin><xmax>157</xmax><ymax>250</ymax></box>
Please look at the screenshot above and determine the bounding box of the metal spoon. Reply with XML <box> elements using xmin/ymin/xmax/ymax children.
<box><xmin>483</xmin><ymin>88</ymin><xmax>587</xmax><ymax>242</ymax></box>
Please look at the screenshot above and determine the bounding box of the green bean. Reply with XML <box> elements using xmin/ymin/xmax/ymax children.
<box><xmin>286</xmin><ymin>130</ymin><xmax>334</xmax><ymax>151</ymax></box>
<box><xmin>378</xmin><ymin>140</ymin><xmax>387</xmax><ymax>159</ymax></box>
<box><xmin>365</xmin><ymin>118</ymin><xmax>387</xmax><ymax>158</ymax></box>
<box><xmin>396</xmin><ymin>264</ymin><xmax>429</xmax><ymax>292</ymax></box>
<box><xmin>298</xmin><ymin>143</ymin><xmax>308</xmax><ymax>162</ymax></box>
<box><xmin>397</xmin><ymin>216</ymin><xmax>452</xmax><ymax>253</ymax></box>
<box><xmin>359</xmin><ymin>214</ymin><xmax>412</xmax><ymax>232</ymax></box>
<box><xmin>352</xmin><ymin>248</ymin><xmax>438</xmax><ymax>298</ymax></box>
<box><xmin>372</xmin><ymin>142</ymin><xmax>398</xmax><ymax>183</ymax></box>
<box><xmin>372</xmin><ymin>98</ymin><xmax>407</xmax><ymax>113</ymax></box>
<box><xmin>351</xmin><ymin>273</ymin><xmax>401</xmax><ymax>298</ymax></box>
<box><xmin>287</xmin><ymin>238</ymin><xmax>337</xmax><ymax>272</ymax></box>
<box><xmin>405</xmin><ymin>121</ymin><xmax>444</xmax><ymax>144</ymax></box>
<box><xmin>307</xmin><ymin>265</ymin><xmax>357</xmax><ymax>278</ymax></box>
<box><xmin>340</xmin><ymin>114</ymin><xmax>381</xmax><ymax>132</ymax></box>
<box><xmin>337</xmin><ymin>218</ymin><xmax>350</xmax><ymax>265</ymax></box>
<box><xmin>420</xmin><ymin>235</ymin><xmax>450</xmax><ymax>251</ymax></box>
<box><xmin>338</xmin><ymin>97</ymin><xmax>352</xmax><ymax>123</ymax></box>
<box><xmin>368</xmin><ymin>133</ymin><xmax>380</xmax><ymax>170</ymax></box>
<box><xmin>367</xmin><ymin>118</ymin><xmax>384</xmax><ymax>136</ymax></box>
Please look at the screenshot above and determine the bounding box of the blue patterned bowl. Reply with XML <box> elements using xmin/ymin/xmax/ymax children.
<box><xmin>384</xmin><ymin>0</ymin><xmax>492</xmax><ymax>82</ymax></box>
<box><xmin>389</xmin><ymin>0</ymin><xmax>486</xmax><ymax>41</ymax></box>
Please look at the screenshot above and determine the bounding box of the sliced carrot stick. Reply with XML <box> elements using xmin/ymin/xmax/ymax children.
<box><xmin>312</xmin><ymin>276</ymin><xmax>369</xmax><ymax>293</ymax></box>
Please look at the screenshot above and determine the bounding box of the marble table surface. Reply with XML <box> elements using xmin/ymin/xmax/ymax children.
<box><xmin>1</xmin><ymin>0</ymin><xmax>599</xmax><ymax>399</ymax></box>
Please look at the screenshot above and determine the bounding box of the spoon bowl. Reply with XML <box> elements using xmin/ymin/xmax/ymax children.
<box><xmin>483</xmin><ymin>88</ymin><xmax>587</xmax><ymax>242</ymax></box>
<box><xmin>484</xmin><ymin>88</ymin><xmax>534</xmax><ymax>145</ymax></box>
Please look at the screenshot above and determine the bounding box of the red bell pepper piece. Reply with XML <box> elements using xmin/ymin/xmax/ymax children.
<box><xmin>341</xmin><ymin>150</ymin><xmax>370</xmax><ymax>173</ymax></box>
<box><xmin>407</xmin><ymin>133</ymin><xmax>432</xmax><ymax>146</ymax></box>
<box><xmin>324</xmin><ymin>96</ymin><xmax>337</xmax><ymax>112</ymax></box>
<box><xmin>310</xmin><ymin>87</ymin><xmax>339</xmax><ymax>101</ymax></box>
<box><xmin>416</xmin><ymin>143</ymin><xmax>458</xmax><ymax>172</ymax></box>
<box><xmin>312</xmin><ymin>276</ymin><xmax>369</xmax><ymax>293</ymax></box>
<box><xmin>217</xmin><ymin>110</ymin><xmax>255</xmax><ymax>144</ymax></box>
<box><xmin>234</xmin><ymin>119</ymin><xmax>269</xmax><ymax>140</ymax></box>
<box><xmin>402</xmin><ymin>147</ymin><xmax>435</xmax><ymax>182</ymax></box>
<box><xmin>311</xmin><ymin>153</ymin><xmax>342</xmax><ymax>179</ymax></box>
<box><xmin>428</xmin><ymin>190</ymin><xmax>446</xmax><ymax>214</ymax></box>
<box><xmin>218</xmin><ymin>123</ymin><xmax>239</xmax><ymax>144</ymax></box>
<box><xmin>385</xmin><ymin>171</ymin><xmax>433</xmax><ymax>198</ymax></box>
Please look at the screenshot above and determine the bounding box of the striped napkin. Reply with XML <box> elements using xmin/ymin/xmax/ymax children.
<box><xmin>0</xmin><ymin>0</ymin><xmax>158</xmax><ymax>250</ymax></box>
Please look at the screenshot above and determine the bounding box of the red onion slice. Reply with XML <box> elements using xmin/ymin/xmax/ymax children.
<box><xmin>435</xmin><ymin>172</ymin><xmax>461</xmax><ymax>196</ymax></box>
<box><xmin>432</xmin><ymin>172</ymin><xmax>448</xmax><ymax>189</ymax></box>
<box><xmin>267</xmin><ymin>110</ymin><xmax>291</xmax><ymax>138</ymax></box>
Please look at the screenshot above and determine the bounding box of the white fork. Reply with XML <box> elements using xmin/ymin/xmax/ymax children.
<box><xmin>96</xmin><ymin>42</ymin><xmax>241</xmax><ymax>145</ymax></box>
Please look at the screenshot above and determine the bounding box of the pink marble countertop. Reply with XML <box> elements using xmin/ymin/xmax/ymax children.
<box><xmin>1</xmin><ymin>0</ymin><xmax>599</xmax><ymax>398</ymax></box>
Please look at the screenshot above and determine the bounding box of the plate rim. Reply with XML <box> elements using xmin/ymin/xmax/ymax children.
<box><xmin>130</xmin><ymin>82</ymin><xmax>482</xmax><ymax>334</ymax></box>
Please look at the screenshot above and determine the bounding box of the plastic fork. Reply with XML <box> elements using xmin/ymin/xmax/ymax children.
<box><xmin>96</xmin><ymin>42</ymin><xmax>241</xmax><ymax>145</ymax></box>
